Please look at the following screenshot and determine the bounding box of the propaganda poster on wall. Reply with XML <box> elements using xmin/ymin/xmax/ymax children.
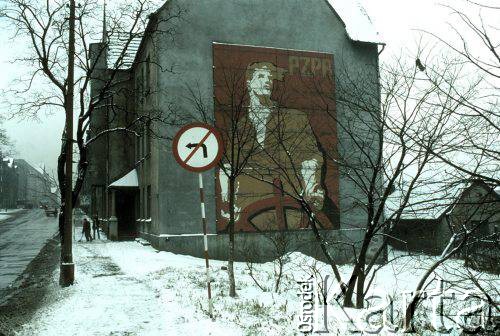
<box><xmin>213</xmin><ymin>43</ymin><xmax>339</xmax><ymax>233</ymax></box>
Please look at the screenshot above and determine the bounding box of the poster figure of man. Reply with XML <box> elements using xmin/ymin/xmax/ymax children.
<box><xmin>215</xmin><ymin>44</ymin><xmax>340</xmax><ymax>233</ymax></box>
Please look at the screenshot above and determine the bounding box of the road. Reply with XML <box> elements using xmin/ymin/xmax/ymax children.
<box><xmin>0</xmin><ymin>209</ymin><xmax>58</xmax><ymax>298</ymax></box>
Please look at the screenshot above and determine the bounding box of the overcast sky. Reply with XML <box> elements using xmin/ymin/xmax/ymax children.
<box><xmin>0</xmin><ymin>0</ymin><xmax>492</xmax><ymax>174</ymax></box>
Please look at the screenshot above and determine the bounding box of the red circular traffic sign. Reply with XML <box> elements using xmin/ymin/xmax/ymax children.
<box><xmin>172</xmin><ymin>123</ymin><xmax>224</xmax><ymax>172</ymax></box>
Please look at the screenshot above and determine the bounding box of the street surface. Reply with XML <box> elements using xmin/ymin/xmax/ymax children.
<box><xmin>0</xmin><ymin>209</ymin><xmax>58</xmax><ymax>298</ymax></box>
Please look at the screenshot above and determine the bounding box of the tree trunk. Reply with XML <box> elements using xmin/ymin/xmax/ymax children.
<box><xmin>344</xmin><ymin>233</ymin><xmax>370</xmax><ymax>308</ymax></box>
<box><xmin>343</xmin><ymin>271</ymin><xmax>357</xmax><ymax>307</ymax></box>
<box><xmin>403</xmin><ymin>263</ymin><xmax>439</xmax><ymax>332</ymax></box>
<box><xmin>59</xmin><ymin>0</ymin><xmax>76</xmax><ymax>287</ymax></box>
<box><xmin>403</xmin><ymin>234</ymin><xmax>462</xmax><ymax>331</ymax></box>
<box><xmin>228</xmin><ymin>176</ymin><xmax>236</xmax><ymax>297</ymax></box>
<box><xmin>355</xmin><ymin>265</ymin><xmax>366</xmax><ymax>309</ymax></box>
<box><xmin>299</xmin><ymin>199</ymin><xmax>346</xmax><ymax>294</ymax></box>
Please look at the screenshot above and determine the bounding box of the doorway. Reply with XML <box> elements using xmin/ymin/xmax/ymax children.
<box><xmin>115</xmin><ymin>189</ymin><xmax>137</xmax><ymax>240</ymax></box>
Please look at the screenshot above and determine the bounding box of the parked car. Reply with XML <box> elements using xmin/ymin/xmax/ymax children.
<box><xmin>45</xmin><ymin>208</ymin><xmax>58</xmax><ymax>217</ymax></box>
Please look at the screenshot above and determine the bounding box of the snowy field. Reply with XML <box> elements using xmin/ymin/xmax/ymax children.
<box><xmin>15</xmin><ymin>239</ymin><xmax>498</xmax><ymax>336</ymax></box>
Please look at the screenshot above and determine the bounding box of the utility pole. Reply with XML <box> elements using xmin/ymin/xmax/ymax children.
<box><xmin>59</xmin><ymin>0</ymin><xmax>76</xmax><ymax>286</ymax></box>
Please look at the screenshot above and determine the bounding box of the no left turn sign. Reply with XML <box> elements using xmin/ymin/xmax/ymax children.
<box><xmin>172</xmin><ymin>123</ymin><xmax>223</xmax><ymax>172</ymax></box>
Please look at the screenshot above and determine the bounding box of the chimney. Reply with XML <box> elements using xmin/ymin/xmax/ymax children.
<box><xmin>89</xmin><ymin>0</ymin><xmax>108</xmax><ymax>71</ymax></box>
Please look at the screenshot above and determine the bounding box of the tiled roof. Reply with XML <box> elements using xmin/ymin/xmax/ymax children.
<box><xmin>104</xmin><ymin>0</ymin><xmax>166</xmax><ymax>69</ymax></box>
<box><xmin>107</xmin><ymin>32</ymin><xmax>143</xmax><ymax>69</ymax></box>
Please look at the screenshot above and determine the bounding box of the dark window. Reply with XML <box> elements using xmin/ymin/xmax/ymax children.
<box><xmin>147</xmin><ymin>185</ymin><xmax>151</xmax><ymax>219</ymax></box>
<box><xmin>471</xmin><ymin>220</ymin><xmax>489</xmax><ymax>237</ymax></box>
<box><xmin>137</xmin><ymin>67</ymin><xmax>145</xmax><ymax>105</ymax></box>
<box><xmin>140</xmin><ymin>187</ymin><xmax>144</xmax><ymax>219</ymax></box>
<box><xmin>141</xmin><ymin>126</ymin><xmax>146</xmax><ymax>158</ymax></box>
<box><xmin>93</xmin><ymin>185</ymin><xmax>104</xmax><ymax>218</ymax></box>
<box><xmin>146</xmin><ymin>122</ymin><xmax>151</xmax><ymax>155</ymax></box>
<box><xmin>145</xmin><ymin>55</ymin><xmax>151</xmax><ymax>94</ymax></box>
<box><xmin>135</xmin><ymin>135</ymin><xmax>140</xmax><ymax>161</ymax></box>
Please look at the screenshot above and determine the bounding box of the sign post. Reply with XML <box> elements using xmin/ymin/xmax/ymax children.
<box><xmin>172</xmin><ymin>122</ymin><xmax>223</xmax><ymax>319</ymax></box>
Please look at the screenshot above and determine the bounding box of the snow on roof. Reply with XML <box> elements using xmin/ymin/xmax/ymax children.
<box><xmin>107</xmin><ymin>33</ymin><xmax>143</xmax><ymax>69</ymax></box>
<box><xmin>326</xmin><ymin>0</ymin><xmax>384</xmax><ymax>44</ymax></box>
<box><xmin>386</xmin><ymin>179</ymin><xmax>498</xmax><ymax>221</ymax></box>
<box><xmin>109</xmin><ymin>169</ymin><xmax>139</xmax><ymax>188</ymax></box>
<box><xmin>105</xmin><ymin>0</ymin><xmax>166</xmax><ymax>69</ymax></box>
<box><xmin>2</xmin><ymin>157</ymin><xmax>14</xmax><ymax>168</ymax></box>
<box><xmin>385</xmin><ymin>188</ymin><xmax>455</xmax><ymax>221</ymax></box>
<box><xmin>385</xmin><ymin>165</ymin><xmax>464</xmax><ymax>221</ymax></box>
<box><xmin>35</xmin><ymin>163</ymin><xmax>46</xmax><ymax>176</ymax></box>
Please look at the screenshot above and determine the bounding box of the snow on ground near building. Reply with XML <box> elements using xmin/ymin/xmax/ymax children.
<box><xmin>16</xmin><ymin>240</ymin><xmax>498</xmax><ymax>336</ymax></box>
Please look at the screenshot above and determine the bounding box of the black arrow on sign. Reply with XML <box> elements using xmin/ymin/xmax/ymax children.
<box><xmin>186</xmin><ymin>143</ymin><xmax>208</xmax><ymax>158</ymax></box>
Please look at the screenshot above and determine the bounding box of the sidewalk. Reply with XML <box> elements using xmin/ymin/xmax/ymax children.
<box><xmin>14</xmin><ymin>238</ymin><xmax>289</xmax><ymax>336</ymax></box>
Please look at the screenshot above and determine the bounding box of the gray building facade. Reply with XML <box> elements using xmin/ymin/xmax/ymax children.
<box><xmin>0</xmin><ymin>159</ymin><xmax>54</xmax><ymax>209</ymax></box>
<box><xmin>85</xmin><ymin>0</ymin><xmax>385</xmax><ymax>263</ymax></box>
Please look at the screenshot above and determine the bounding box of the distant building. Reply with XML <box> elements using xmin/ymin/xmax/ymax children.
<box><xmin>389</xmin><ymin>180</ymin><xmax>499</xmax><ymax>273</ymax></box>
<box><xmin>1</xmin><ymin>157</ymin><xmax>18</xmax><ymax>209</ymax></box>
<box><xmin>11</xmin><ymin>159</ymin><xmax>53</xmax><ymax>209</ymax></box>
<box><xmin>83</xmin><ymin>0</ymin><xmax>385</xmax><ymax>262</ymax></box>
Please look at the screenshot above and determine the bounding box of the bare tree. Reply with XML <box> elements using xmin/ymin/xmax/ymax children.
<box><xmin>0</xmin><ymin>131</ymin><xmax>16</xmax><ymax>210</ymax></box>
<box><xmin>416</xmin><ymin>0</ymin><xmax>500</xmax><ymax>185</ymax></box>
<box><xmin>1</xmin><ymin>0</ymin><xmax>183</xmax><ymax>286</ymax></box>
<box><xmin>242</xmin><ymin>49</ymin><xmax>477</xmax><ymax>311</ymax></box>
<box><xmin>395</xmin><ymin>2</ymin><xmax>500</xmax><ymax>329</ymax></box>
<box><xmin>333</xmin><ymin>54</ymin><xmax>469</xmax><ymax>308</ymax></box>
<box><xmin>402</xmin><ymin>188</ymin><xmax>498</xmax><ymax>332</ymax></box>
<box><xmin>241</xmin><ymin>224</ymin><xmax>291</xmax><ymax>293</ymax></box>
<box><xmin>186</xmin><ymin>54</ymin><xmax>272</xmax><ymax>297</ymax></box>
<box><xmin>0</xmin><ymin>121</ymin><xmax>13</xmax><ymax>157</ymax></box>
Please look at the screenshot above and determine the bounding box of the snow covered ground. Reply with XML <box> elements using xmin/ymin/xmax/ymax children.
<box><xmin>0</xmin><ymin>209</ymin><xmax>24</xmax><ymax>214</ymax></box>
<box><xmin>0</xmin><ymin>214</ymin><xmax>11</xmax><ymax>222</ymax></box>
<box><xmin>15</xmin><ymin>239</ymin><xmax>498</xmax><ymax>335</ymax></box>
<box><xmin>0</xmin><ymin>209</ymin><xmax>25</xmax><ymax>221</ymax></box>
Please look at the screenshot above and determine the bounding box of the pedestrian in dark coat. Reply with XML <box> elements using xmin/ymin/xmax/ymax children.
<box><xmin>82</xmin><ymin>218</ymin><xmax>92</xmax><ymax>242</ymax></box>
<box><xmin>92</xmin><ymin>217</ymin><xmax>100</xmax><ymax>240</ymax></box>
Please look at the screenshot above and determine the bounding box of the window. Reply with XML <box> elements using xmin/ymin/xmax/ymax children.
<box><xmin>140</xmin><ymin>187</ymin><xmax>144</xmax><ymax>219</ymax></box>
<box><xmin>137</xmin><ymin>131</ymin><xmax>142</xmax><ymax>159</ymax></box>
<box><xmin>137</xmin><ymin>67</ymin><xmax>145</xmax><ymax>105</ymax></box>
<box><xmin>93</xmin><ymin>185</ymin><xmax>104</xmax><ymax>218</ymax></box>
<box><xmin>145</xmin><ymin>122</ymin><xmax>151</xmax><ymax>155</ymax></box>
<box><xmin>471</xmin><ymin>220</ymin><xmax>489</xmax><ymax>237</ymax></box>
<box><xmin>135</xmin><ymin>135</ymin><xmax>140</xmax><ymax>161</ymax></box>
<box><xmin>145</xmin><ymin>55</ymin><xmax>151</xmax><ymax>95</ymax></box>
<box><xmin>141</xmin><ymin>125</ymin><xmax>146</xmax><ymax>158</ymax></box>
<box><xmin>147</xmin><ymin>185</ymin><xmax>151</xmax><ymax>219</ymax></box>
